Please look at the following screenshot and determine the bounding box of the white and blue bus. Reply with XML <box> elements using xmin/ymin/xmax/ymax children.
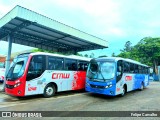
<box><xmin>85</xmin><ymin>57</ymin><xmax>149</xmax><ymax>96</ymax></box>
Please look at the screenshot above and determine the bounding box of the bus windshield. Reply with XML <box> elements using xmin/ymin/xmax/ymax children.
<box><xmin>7</xmin><ymin>56</ymin><xmax>28</xmax><ymax>80</ymax></box>
<box><xmin>87</xmin><ymin>61</ymin><xmax>115</xmax><ymax>81</ymax></box>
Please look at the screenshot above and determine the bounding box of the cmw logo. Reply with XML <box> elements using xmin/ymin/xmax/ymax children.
<box><xmin>52</xmin><ymin>73</ymin><xmax>70</xmax><ymax>79</ymax></box>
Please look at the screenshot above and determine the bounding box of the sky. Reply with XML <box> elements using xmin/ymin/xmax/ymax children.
<box><xmin>0</xmin><ymin>0</ymin><xmax>160</xmax><ymax>57</ymax></box>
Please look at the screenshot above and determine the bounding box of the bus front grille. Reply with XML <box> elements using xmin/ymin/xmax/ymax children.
<box><xmin>90</xmin><ymin>84</ymin><xmax>105</xmax><ymax>89</ymax></box>
<box><xmin>5</xmin><ymin>84</ymin><xmax>14</xmax><ymax>89</ymax></box>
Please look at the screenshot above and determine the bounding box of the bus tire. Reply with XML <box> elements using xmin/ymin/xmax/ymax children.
<box><xmin>121</xmin><ymin>85</ymin><xmax>126</xmax><ymax>97</ymax></box>
<box><xmin>43</xmin><ymin>84</ymin><xmax>56</xmax><ymax>98</ymax></box>
<box><xmin>139</xmin><ymin>82</ymin><xmax>144</xmax><ymax>91</ymax></box>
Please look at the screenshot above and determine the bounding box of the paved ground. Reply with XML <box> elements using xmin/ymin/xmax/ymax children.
<box><xmin>0</xmin><ymin>81</ymin><xmax>159</xmax><ymax>120</ymax></box>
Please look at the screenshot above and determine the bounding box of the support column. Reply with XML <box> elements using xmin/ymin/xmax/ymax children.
<box><xmin>2</xmin><ymin>34</ymin><xmax>13</xmax><ymax>91</ymax></box>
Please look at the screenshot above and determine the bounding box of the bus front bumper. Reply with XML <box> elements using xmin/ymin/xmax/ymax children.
<box><xmin>85</xmin><ymin>84</ymin><xmax>116</xmax><ymax>96</ymax></box>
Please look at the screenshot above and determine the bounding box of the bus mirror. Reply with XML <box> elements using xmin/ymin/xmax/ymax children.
<box><xmin>117</xmin><ymin>72</ymin><xmax>121</xmax><ymax>76</ymax></box>
<box><xmin>118</xmin><ymin>66</ymin><xmax>122</xmax><ymax>72</ymax></box>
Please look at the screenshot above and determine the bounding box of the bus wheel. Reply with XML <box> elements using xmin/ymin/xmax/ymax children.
<box><xmin>43</xmin><ymin>84</ymin><xmax>56</xmax><ymax>98</ymax></box>
<box><xmin>121</xmin><ymin>86</ymin><xmax>126</xmax><ymax>97</ymax></box>
<box><xmin>140</xmin><ymin>82</ymin><xmax>144</xmax><ymax>91</ymax></box>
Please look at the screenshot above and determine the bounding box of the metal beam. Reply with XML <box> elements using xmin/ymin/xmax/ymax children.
<box><xmin>11</xmin><ymin>21</ymin><xmax>32</xmax><ymax>33</ymax></box>
<box><xmin>2</xmin><ymin>34</ymin><xmax>13</xmax><ymax>91</ymax></box>
<box><xmin>33</xmin><ymin>22</ymin><xmax>98</xmax><ymax>46</ymax></box>
<box><xmin>10</xmin><ymin>19</ymin><xmax>96</xmax><ymax>46</ymax></box>
<box><xmin>0</xmin><ymin>20</ymin><xmax>32</xmax><ymax>39</ymax></box>
<box><xmin>0</xmin><ymin>28</ymin><xmax>10</xmax><ymax>39</ymax></box>
<box><xmin>12</xmin><ymin>35</ymin><xmax>73</xmax><ymax>51</ymax></box>
<box><xmin>54</xmin><ymin>35</ymin><xmax>70</xmax><ymax>41</ymax></box>
<box><xmin>12</xmin><ymin>31</ymin><xmax>73</xmax><ymax>49</ymax></box>
<box><xmin>19</xmin><ymin>27</ymin><xmax>80</xmax><ymax>48</ymax></box>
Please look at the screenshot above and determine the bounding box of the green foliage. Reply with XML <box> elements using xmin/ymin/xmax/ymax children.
<box><xmin>89</xmin><ymin>53</ymin><xmax>94</xmax><ymax>58</ymax></box>
<box><xmin>111</xmin><ymin>52</ymin><xmax>116</xmax><ymax>57</ymax></box>
<box><xmin>76</xmin><ymin>53</ymin><xmax>83</xmax><ymax>56</ymax></box>
<box><xmin>32</xmin><ymin>48</ymin><xmax>54</xmax><ymax>53</ymax></box>
<box><xmin>32</xmin><ymin>48</ymin><xmax>84</xmax><ymax>56</ymax></box>
<box><xmin>117</xmin><ymin>37</ymin><xmax>160</xmax><ymax>73</ymax></box>
<box><xmin>120</xmin><ymin>41</ymin><xmax>133</xmax><ymax>52</ymax></box>
<box><xmin>84</xmin><ymin>54</ymin><xmax>89</xmax><ymax>58</ymax></box>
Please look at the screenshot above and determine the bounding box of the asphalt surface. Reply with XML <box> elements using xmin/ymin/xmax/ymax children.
<box><xmin>0</xmin><ymin>81</ymin><xmax>159</xmax><ymax>120</ymax></box>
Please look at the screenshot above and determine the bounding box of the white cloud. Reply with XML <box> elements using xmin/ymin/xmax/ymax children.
<box><xmin>52</xmin><ymin>0</ymin><xmax>122</xmax><ymax>29</ymax></box>
<box><xmin>0</xmin><ymin>4</ymin><xmax>11</xmax><ymax>17</ymax></box>
<box><xmin>107</xmin><ymin>27</ymin><xmax>126</xmax><ymax>37</ymax></box>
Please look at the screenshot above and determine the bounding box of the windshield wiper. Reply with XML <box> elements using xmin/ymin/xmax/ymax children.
<box><xmin>98</xmin><ymin>64</ymin><xmax>106</xmax><ymax>82</ymax></box>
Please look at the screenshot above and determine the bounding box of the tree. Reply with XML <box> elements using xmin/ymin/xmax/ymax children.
<box><xmin>89</xmin><ymin>53</ymin><xmax>94</xmax><ymax>58</ymax></box>
<box><xmin>84</xmin><ymin>54</ymin><xmax>89</xmax><ymax>58</ymax></box>
<box><xmin>118</xmin><ymin>41</ymin><xmax>133</xmax><ymax>59</ymax></box>
<box><xmin>111</xmin><ymin>52</ymin><xmax>116</xmax><ymax>57</ymax></box>
<box><xmin>32</xmin><ymin>48</ymin><xmax>55</xmax><ymax>53</ymax></box>
<box><xmin>117</xmin><ymin>37</ymin><xmax>160</xmax><ymax>74</ymax></box>
<box><xmin>135</xmin><ymin>37</ymin><xmax>160</xmax><ymax>73</ymax></box>
<box><xmin>120</xmin><ymin>41</ymin><xmax>132</xmax><ymax>52</ymax></box>
<box><xmin>32</xmin><ymin>48</ymin><xmax>83</xmax><ymax>56</ymax></box>
<box><xmin>98</xmin><ymin>55</ymin><xmax>108</xmax><ymax>58</ymax></box>
<box><xmin>76</xmin><ymin>53</ymin><xmax>83</xmax><ymax>56</ymax></box>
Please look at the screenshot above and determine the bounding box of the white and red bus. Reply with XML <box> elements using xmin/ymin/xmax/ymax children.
<box><xmin>0</xmin><ymin>62</ymin><xmax>5</xmax><ymax>83</ymax></box>
<box><xmin>5</xmin><ymin>52</ymin><xmax>91</xmax><ymax>97</ymax></box>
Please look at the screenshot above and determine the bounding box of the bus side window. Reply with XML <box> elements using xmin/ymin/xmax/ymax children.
<box><xmin>124</xmin><ymin>62</ymin><xmax>130</xmax><ymax>73</ymax></box>
<box><xmin>142</xmin><ymin>67</ymin><xmax>145</xmax><ymax>74</ymax></box>
<box><xmin>138</xmin><ymin>65</ymin><xmax>143</xmax><ymax>74</ymax></box>
<box><xmin>27</xmin><ymin>55</ymin><xmax>46</xmax><ymax>81</ymax></box>
<box><xmin>145</xmin><ymin>67</ymin><xmax>149</xmax><ymax>74</ymax></box>
<box><xmin>130</xmin><ymin>63</ymin><xmax>135</xmax><ymax>73</ymax></box>
<box><xmin>117</xmin><ymin>60</ymin><xmax>123</xmax><ymax>82</ymax></box>
<box><xmin>48</xmin><ymin>57</ymin><xmax>56</xmax><ymax>70</ymax></box>
<box><xmin>78</xmin><ymin>63</ymin><xmax>83</xmax><ymax>70</ymax></box>
<box><xmin>78</xmin><ymin>61</ymin><xmax>89</xmax><ymax>71</ymax></box>
<box><xmin>64</xmin><ymin>59</ymin><xmax>77</xmax><ymax>71</ymax></box>
<box><xmin>48</xmin><ymin>56</ymin><xmax>64</xmax><ymax>70</ymax></box>
<box><xmin>56</xmin><ymin>58</ymin><xmax>64</xmax><ymax>70</ymax></box>
<box><xmin>84</xmin><ymin>63</ymin><xmax>89</xmax><ymax>71</ymax></box>
<box><xmin>134</xmin><ymin>65</ymin><xmax>139</xmax><ymax>73</ymax></box>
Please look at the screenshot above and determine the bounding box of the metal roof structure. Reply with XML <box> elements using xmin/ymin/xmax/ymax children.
<box><xmin>0</xmin><ymin>5</ymin><xmax>108</xmax><ymax>53</ymax></box>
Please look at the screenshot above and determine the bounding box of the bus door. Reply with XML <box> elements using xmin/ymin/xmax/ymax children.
<box><xmin>76</xmin><ymin>61</ymin><xmax>89</xmax><ymax>89</ymax></box>
<box><xmin>25</xmin><ymin>55</ymin><xmax>46</xmax><ymax>95</ymax></box>
<box><xmin>64</xmin><ymin>59</ymin><xmax>76</xmax><ymax>90</ymax></box>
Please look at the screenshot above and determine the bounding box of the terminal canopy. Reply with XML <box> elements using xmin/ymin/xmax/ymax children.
<box><xmin>0</xmin><ymin>6</ymin><xmax>108</xmax><ymax>53</ymax></box>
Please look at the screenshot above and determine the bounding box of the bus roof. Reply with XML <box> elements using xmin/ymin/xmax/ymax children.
<box><xmin>22</xmin><ymin>52</ymin><xmax>92</xmax><ymax>61</ymax></box>
<box><xmin>93</xmin><ymin>57</ymin><xmax>149</xmax><ymax>67</ymax></box>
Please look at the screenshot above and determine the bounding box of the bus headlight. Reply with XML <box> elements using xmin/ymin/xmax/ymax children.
<box><xmin>14</xmin><ymin>82</ymin><xmax>21</xmax><ymax>88</ymax></box>
<box><xmin>105</xmin><ymin>84</ymin><xmax>112</xmax><ymax>88</ymax></box>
